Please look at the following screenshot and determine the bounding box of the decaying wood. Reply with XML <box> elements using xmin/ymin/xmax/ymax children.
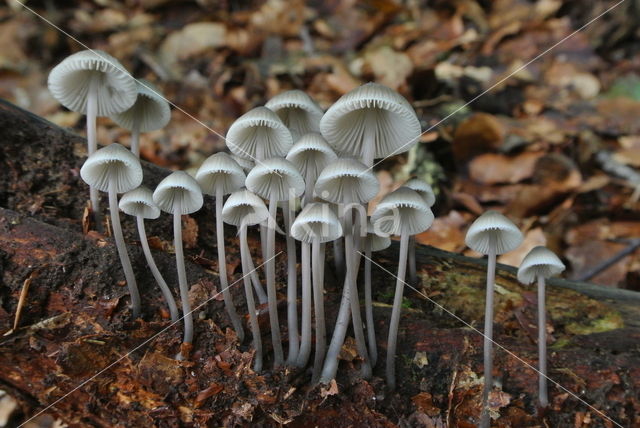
<box><xmin>1</xmin><ymin>100</ymin><xmax>639</xmax><ymax>427</ymax></box>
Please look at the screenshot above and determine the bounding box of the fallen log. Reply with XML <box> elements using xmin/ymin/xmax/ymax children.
<box><xmin>0</xmin><ymin>99</ymin><xmax>639</xmax><ymax>427</ymax></box>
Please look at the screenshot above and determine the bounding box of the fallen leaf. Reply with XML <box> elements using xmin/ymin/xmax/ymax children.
<box><xmin>469</xmin><ymin>151</ymin><xmax>544</xmax><ymax>185</ymax></box>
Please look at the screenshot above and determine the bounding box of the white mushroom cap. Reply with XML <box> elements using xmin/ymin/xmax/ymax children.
<box><xmin>222</xmin><ymin>189</ymin><xmax>269</xmax><ymax>227</ymax></box>
<box><xmin>80</xmin><ymin>143</ymin><xmax>143</xmax><ymax>193</ymax></box>
<box><xmin>245</xmin><ymin>157</ymin><xmax>305</xmax><ymax>202</ymax></box>
<box><xmin>119</xmin><ymin>186</ymin><xmax>161</xmax><ymax>219</ymax></box>
<box><xmin>286</xmin><ymin>132</ymin><xmax>338</xmax><ymax>180</ymax></box>
<box><xmin>319</xmin><ymin>82</ymin><xmax>421</xmax><ymax>161</ymax></box>
<box><xmin>48</xmin><ymin>49</ymin><xmax>137</xmax><ymax>116</ymax></box>
<box><xmin>265</xmin><ymin>90</ymin><xmax>323</xmax><ymax>140</ymax></box>
<box><xmin>366</xmin><ymin>220</ymin><xmax>392</xmax><ymax>252</ymax></box>
<box><xmin>517</xmin><ymin>246</ymin><xmax>565</xmax><ymax>284</ymax></box>
<box><xmin>225</xmin><ymin>106</ymin><xmax>293</xmax><ymax>160</ymax></box>
<box><xmin>465</xmin><ymin>210</ymin><xmax>523</xmax><ymax>255</ymax></box>
<box><xmin>291</xmin><ymin>202</ymin><xmax>343</xmax><ymax>244</ymax></box>
<box><xmin>371</xmin><ymin>187</ymin><xmax>434</xmax><ymax>236</ymax></box>
<box><xmin>314</xmin><ymin>158</ymin><xmax>379</xmax><ymax>204</ymax></box>
<box><xmin>196</xmin><ymin>152</ymin><xmax>246</xmax><ymax>196</ymax></box>
<box><xmin>230</xmin><ymin>154</ymin><xmax>254</xmax><ymax>173</ymax></box>
<box><xmin>153</xmin><ymin>171</ymin><xmax>203</xmax><ymax>215</ymax></box>
<box><xmin>404</xmin><ymin>178</ymin><xmax>436</xmax><ymax>207</ymax></box>
<box><xmin>111</xmin><ymin>79</ymin><xmax>171</xmax><ymax>132</ymax></box>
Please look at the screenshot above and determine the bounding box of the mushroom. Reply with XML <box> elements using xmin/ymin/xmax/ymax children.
<box><xmin>196</xmin><ymin>152</ymin><xmax>250</xmax><ymax>341</ymax></box>
<box><xmin>222</xmin><ymin>189</ymin><xmax>270</xmax><ymax>372</ymax></box>
<box><xmin>319</xmin><ymin>82</ymin><xmax>421</xmax><ymax>167</ymax></box>
<box><xmin>403</xmin><ymin>178</ymin><xmax>436</xmax><ymax>285</ymax></box>
<box><xmin>371</xmin><ymin>187</ymin><xmax>434</xmax><ymax>389</ymax></box>
<box><xmin>230</xmin><ymin>154</ymin><xmax>254</xmax><ymax>174</ymax></box>
<box><xmin>517</xmin><ymin>246</ymin><xmax>565</xmax><ymax>409</ymax></box>
<box><xmin>362</xmin><ymin>219</ymin><xmax>391</xmax><ymax>368</ymax></box>
<box><xmin>265</xmin><ymin>90</ymin><xmax>323</xmax><ymax>140</ymax></box>
<box><xmin>119</xmin><ymin>186</ymin><xmax>179</xmax><ymax>322</ymax></box>
<box><xmin>316</xmin><ymin>158</ymin><xmax>379</xmax><ymax>380</ymax></box>
<box><xmin>80</xmin><ymin>143</ymin><xmax>143</xmax><ymax>317</ymax></box>
<box><xmin>291</xmin><ymin>203</ymin><xmax>343</xmax><ymax>379</ymax></box>
<box><xmin>111</xmin><ymin>79</ymin><xmax>171</xmax><ymax>157</ymax></box>
<box><xmin>280</xmin><ymin>196</ymin><xmax>301</xmax><ymax>365</ymax></box>
<box><xmin>49</xmin><ymin>49</ymin><xmax>137</xmax><ymax>215</ymax></box>
<box><xmin>153</xmin><ymin>171</ymin><xmax>204</xmax><ymax>351</ymax></box>
<box><xmin>245</xmin><ymin>158</ymin><xmax>305</xmax><ymax>367</ymax></box>
<box><xmin>465</xmin><ymin>210</ymin><xmax>523</xmax><ymax>427</ymax></box>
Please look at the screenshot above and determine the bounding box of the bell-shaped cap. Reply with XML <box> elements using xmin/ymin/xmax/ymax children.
<box><xmin>465</xmin><ymin>210</ymin><xmax>523</xmax><ymax>255</ymax></box>
<box><xmin>314</xmin><ymin>158</ymin><xmax>379</xmax><ymax>204</ymax></box>
<box><xmin>291</xmin><ymin>202</ymin><xmax>343</xmax><ymax>244</ymax></box>
<box><xmin>404</xmin><ymin>178</ymin><xmax>436</xmax><ymax>207</ymax></box>
<box><xmin>153</xmin><ymin>171</ymin><xmax>203</xmax><ymax>215</ymax></box>
<box><xmin>517</xmin><ymin>246</ymin><xmax>565</xmax><ymax>284</ymax></box>
<box><xmin>265</xmin><ymin>90</ymin><xmax>323</xmax><ymax>140</ymax></box>
<box><xmin>319</xmin><ymin>82</ymin><xmax>421</xmax><ymax>162</ymax></box>
<box><xmin>111</xmin><ymin>79</ymin><xmax>171</xmax><ymax>132</ymax></box>
<box><xmin>286</xmin><ymin>133</ymin><xmax>337</xmax><ymax>181</ymax></box>
<box><xmin>48</xmin><ymin>49</ymin><xmax>137</xmax><ymax>116</ymax></box>
<box><xmin>225</xmin><ymin>106</ymin><xmax>293</xmax><ymax>160</ymax></box>
<box><xmin>80</xmin><ymin>143</ymin><xmax>142</xmax><ymax>193</ymax></box>
<box><xmin>371</xmin><ymin>187</ymin><xmax>434</xmax><ymax>236</ymax></box>
<box><xmin>245</xmin><ymin>157</ymin><xmax>305</xmax><ymax>202</ymax></box>
<box><xmin>222</xmin><ymin>189</ymin><xmax>269</xmax><ymax>227</ymax></box>
<box><xmin>231</xmin><ymin>154</ymin><xmax>254</xmax><ymax>173</ymax></box>
<box><xmin>365</xmin><ymin>220</ymin><xmax>392</xmax><ymax>252</ymax></box>
<box><xmin>196</xmin><ymin>152</ymin><xmax>246</xmax><ymax>196</ymax></box>
<box><xmin>119</xmin><ymin>186</ymin><xmax>161</xmax><ymax>219</ymax></box>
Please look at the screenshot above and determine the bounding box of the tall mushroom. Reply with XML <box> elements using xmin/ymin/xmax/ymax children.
<box><xmin>49</xmin><ymin>49</ymin><xmax>137</xmax><ymax>215</ymax></box>
<box><xmin>265</xmin><ymin>90</ymin><xmax>323</xmax><ymax>140</ymax></box>
<box><xmin>110</xmin><ymin>79</ymin><xmax>171</xmax><ymax>157</ymax></box>
<box><xmin>403</xmin><ymin>178</ymin><xmax>436</xmax><ymax>284</ymax></box>
<box><xmin>245</xmin><ymin>157</ymin><xmax>305</xmax><ymax>367</ymax></box>
<box><xmin>119</xmin><ymin>186</ymin><xmax>179</xmax><ymax>322</ymax></box>
<box><xmin>371</xmin><ymin>187</ymin><xmax>434</xmax><ymax>389</ymax></box>
<box><xmin>222</xmin><ymin>189</ymin><xmax>270</xmax><ymax>372</ymax></box>
<box><xmin>465</xmin><ymin>211</ymin><xmax>523</xmax><ymax>428</ymax></box>
<box><xmin>517</xmin><ymin>246</ymin><xmax>565</xmax><ymax>409</ymax></box>
<box><xmin>153</xmin><ymin>171</ymin><xmax>204</xmax><ymax>353</ymax></box>
<box><xmin>80</xmin><ymin>143</ymin><xmax>143</xmax><ymax>317</ymax></box>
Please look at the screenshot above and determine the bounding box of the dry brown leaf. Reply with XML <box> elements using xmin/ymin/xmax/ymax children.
<box><xmin>468</xmin><ymin>151</ymin><xmax>544</xmax><ymax>185</ymax></box>
<box><xmin>453</xmin><ymin>113</ymin><xmax>505</xmax><ymax>161</ymax></box>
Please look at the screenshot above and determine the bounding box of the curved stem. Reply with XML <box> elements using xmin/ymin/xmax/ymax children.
<box><xmin>408</xmin><ymin>235</ymin><xmax>417</xmax><ymax>285</ymax></box>
<box><xmin>245</xmin><ymin>248</ymin><xmax>268</xmax><ymax>304</ymax></box>
<box><xmin>136</xmin><ymin>216</ymin><xmax>178</xmax><ymax>322</ymax></box>
<box><xmin>386</xmin><ymin>232</ymin><xmax>409</xmax><ymax>389</ymax></box>
<box><xmin>480</xmin><ymin>242</ymin><xmax>497</xmax><ymax>428</ymax></box>
<box><xmin>296</xmin><ymin>241</ymin><xmax>312</xmax><ymax>367</ymax></box>
<box><xmin>364</xmin><ymin>238</ymin><xmax>377</xmax><ymax>367</ymax></box>
<box><xmin>538</xmin><ymin>275</ymin><xmax>548</xmax><ymax>408</ymax></box>
<box><xmin>216</xmin><ymin>188</ymin><xmax>244</xmax><ymax>342</ymax></box>
<box><xmin>333</xmin><ymin>238</ymin><xmax>345</xmax><ymax>279</ymax></box>
<box><xmin>311</xmin><ymin>238</ymin><xmax>326</xmax><ymax>383</ymax></box>
<box><xmin>131</xmin><ymin>122</ymin><xmax>141</xmax><ymax>157</ymax></box>
<box><xmin>240</xmin><ymin>225</ymin><xmax>263</xmax><ymax>372</ymax></box>
<box><xmin>267</xmin><ymin>196</ymin><xmax>284</xmax><ymax>367</ymax></box>
<box><xmin>87</xmin><ymin>77</ymin><xmax>101</xmax><ymax>225</ymax></box>
<box><xmin>283</xmin><ymin>206</ymin><xmax>299</xmax><ymax>365</ymax></box>
<box><xmin>108</xmin><ymin>181</ymin><xmax>140</xmax><ymax>318</ymax></box>
<box><xmin>174</xmin><ymin>202</ymin><xmax>194</xmax><ymax>346</ymax></box>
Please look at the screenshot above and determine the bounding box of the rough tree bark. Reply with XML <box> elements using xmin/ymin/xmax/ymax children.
<box><xmin>0</xmin><ymin>100</ymin><xmax>639</xmax><ymax>427</ymax></box>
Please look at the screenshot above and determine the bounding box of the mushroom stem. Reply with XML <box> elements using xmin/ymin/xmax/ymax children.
<box><xmin>245</xmin><ymin>249</ymin><xmax>268</xmax><ymax>304</ymax></box>
<box><xmin>364</xmin><ymin>238</ymin><xmax>377</xmax><ymax>367</ymax></box>
<box><xmin>173</xmin><ymin>200</ymin><xmax>194</xmax><ymax>346</ymax></box>
<box><xmin>303</xmin><ymin>170</ymin><xmax>314</xmax><ymax>207</ymax></box>
<box><xmin>296</xmin><ymin>241</ymin><xmax>312</xmax><ymax>367</ymax></box>
<box><xmin>108</xmin><ymin>181</ymin><xmax>141</xmax><ymax>318</ymax></box>
<box><xmin>333</xmin><ymin>238</ymin><xmax>345</xmax><ymax>278</ymax></box>
<box><xmin>311</xmin><ymin>237</ymin><xmax>326</xmax><ymax>383</ymax></box>
<box><xmin>480</xmin><ymin>242</ymin><xmax>497</xmax><ymax>428</ymax></box>
<box><xmin>131</xmin><ymin>121</ymin><xmax>141</xmax><ymax>158</ymax></box>
<box><xmin>87</xmin><ymin>77</ymin><xmax>101</xmax><ymax>223</ymax></box>
<box><xmin>283</xmin><ymin>207</ymin><xmax>300</xmax><ymax>365</ymax></box>
<box><xmin>386</xmin><ymin>232</ymin><xmax>409</xmax><ymax>389</ymax></box>
<box><xmin>361</xmin><ymin>110</ymin><xmax>376</xmax><ymax>167</ymax></box>
<box><xmin>216</xmin><ymin>187</ymin><xmax>244</xmax><ymax>342</ymax></box>
<box><xmin>260</xmin><ymin>224</ymin><xmax>268</xmax><ymax>275</ymax></box>
<box><xmin>537</xmin><ymin>274</ymin><xmax>548</xmax><ymax>408</ymax></box>
<box><xmin>136</xmin><ymin>215</ymin><xmax>179</xmax><ymax>322</ymax></box>
<box><xmin>240</xmin><ymin>224</ymin><xmax>263</xmax><ymax>372</ymax></box>
<box><xmin>408</xmin><ymin>236</ymin><xmax>417</xmax><ymax>285</ymax></box>
<box><xmin>266</xmin><ymin>195</ymin><xmax>284</xmax><ymax>367</ymax></box>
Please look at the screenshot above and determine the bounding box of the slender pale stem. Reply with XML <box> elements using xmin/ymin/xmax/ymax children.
<box><xmin>283</xmin><ymin>207</ymin><xmax>299</xmax><ymax>365</ymax></box>
<box><xmin>136</xmin><ymin>215</ymin><xmax>178</xmax><ymax>322</ymax></box>
<box><xmin>108</xmin><ymin>181</ymin><xmax>140</xmax><ymax>318</ymax></box>
<box><xmin>311</xmin><ymin>238</ymin><xmax>326</xmax><ymax>383</ymax></box>
<box><xmin>260</xmin><ymin>224</ymin><xmax>269</xmax><ymax>278</ymax></box>
<box><xmin>267</xmin><ymin>195</ymin><xmax>284</xmax><ymax>367</ymax></box>
<box><xmin>364</xmin><ymin>238</ymin><xmax>377</xmax><ymax>367</ymax></box>
<box><xmin>245</xmin><ymin>248</ymin><xmax>268</xmax><ymax>304</ymax></box>
<box><xmin>333</xmin><ymin>237</ymin><xmax>345</xmax><ymax>278</ymax></box>
<box><xmin>174</xmin><ymin>201</ymin><xmax>194</xmax><ymax>346</ymax></box>
<box><xmin>537</xmin><ymin>275</ymin><xmax>548</xmax><ymax>408</ymax></box>
<box><xmin>131</xmin><ymin>121</ymin><xmax>141</xmax><ymax>157</ymax></box>
<box><xmin>480</xmin><ymin>241</ymin><xmax>497</xmax><ymax>428</ymax></box>
<box><xmin>296</xmin><ymin>241</ymin><xmax>312</xmax><ymax>367</ymax></box>
<box><xmin>408</xmin><ymin>235</ymin><xmax>417</xmax><ymax>285</ymax></box>
<box><xmin>240</xmin><ymin>224</ymin><xmax>263</xmax><ymax>372</ymax></box>
<box><xmin>303</xmin><ymin>170</ymin><xmax>314</xmax><ymax>207</ymax></box>
<box><xmin>216</xmin><ymin>188</ymin><xmax>244</xmax><ymax>342</ymax></box>
<box><xmin>386</xmin><ymin>232</ymin><xmax>409</xmax><ymax>389</ymax></box>
<box><xmin>361</xmin><ymin>110</ymin><xmax>376</xmax><ymax>167</ymax></box>
<box><xmin>86</xmin><ymin>76</ymin><xmax>101</xmax><ymax>223</ymax></box>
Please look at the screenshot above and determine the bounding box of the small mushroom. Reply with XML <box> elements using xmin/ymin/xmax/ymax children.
<box><xmin>80</xmin><ymin>143</ymin><xmax>143</xmax><ymax>317</ymax></box>
<box><xmin>517</xmin><ymin>246</ymin><xmax>565</xmax><ymax>409</ymax></box>
<box><xmin>111</xmin><ymin>79</ymin><xmax>171</xmax><ymax>157</ymax></box>
<box><xmin>153</xmin><ymin>171</ymin><xmax>204</xmax><ymax>351</ymax></box>
<box><xmin>403</xmin><ymin>178</ymin><xmax>436</xmax><ymax>284</ymax></box>
<box><xmin>265</xmin><ymin>90</ymin><xmax>324</xmax><ymax>140</ymax></box>
<box><xmin>230</xmin><ymin>154</ymin><xmax>254</xmax><ymax>174</ymax></box>
<box><xmin>371</xmin><ymin>187</ymin><xmax>434</xmax><ymax>389</ymax></box>
<box><xmin>119</xmin><ymin>186</ymin><xmax>179</xmax><ymax>322</ymax></box>
<box><xmin>222</xmin><ymin>189</ymin><xmax>270</xmax><ymax>372</ymax></box>
<box><xmin>465</xmin><ymin>210</ymin><xmax>523</xmax><ymax>428</ymax></box>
